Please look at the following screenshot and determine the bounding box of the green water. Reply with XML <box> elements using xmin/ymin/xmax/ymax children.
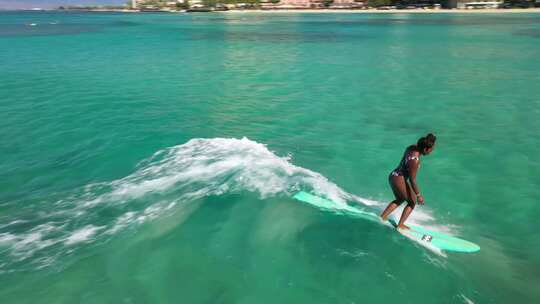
<box><xmin>1</xmin><ymin>11</ymin><xmax>540</xmax><ymax>303</ymax></box>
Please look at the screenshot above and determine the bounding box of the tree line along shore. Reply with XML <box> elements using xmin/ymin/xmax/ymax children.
<box><xmin>55</xmin><ymin>0</ymin><xmax>540</xmax><ymax>12</ymax></box>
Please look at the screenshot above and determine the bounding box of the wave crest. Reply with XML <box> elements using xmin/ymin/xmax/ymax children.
<box><xmin>1</xmin><ymin>137</ymin><xmax>373</xmax><ymax>272</ymax></box>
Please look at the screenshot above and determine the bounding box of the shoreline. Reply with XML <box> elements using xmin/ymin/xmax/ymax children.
<box><xmin>4</xmin><ymin>8</ymin><xmax>540</xmax><ymax>14</ymax></box>
<box><xmin>219</xmin><ymin>8</ymin><xmax>540</xmax><ymax>13</ymax></box>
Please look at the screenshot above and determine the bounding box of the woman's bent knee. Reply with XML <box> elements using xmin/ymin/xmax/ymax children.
<box><xmin>394</xmin><ymin>199</ymin><xmax>405</xmax><ymax>206</ymax></box>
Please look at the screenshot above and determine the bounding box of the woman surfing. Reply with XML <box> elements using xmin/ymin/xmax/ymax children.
<box><xmin>380</xmin><ymin>133</ymin><xmax>436</xmax><ymax>230</ymax></box>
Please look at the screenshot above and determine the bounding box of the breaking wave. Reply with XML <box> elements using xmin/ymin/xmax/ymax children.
<box><xmin>0</xmin><ymin>137</ymin><xmax>445</xmax><ymax>272</ymax></box>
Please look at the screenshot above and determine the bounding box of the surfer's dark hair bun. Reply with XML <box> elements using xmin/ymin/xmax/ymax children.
<box><xmin>417</xmin><ymin>133</ymin><xmax>436</xmax><ymax>151</ymax></box>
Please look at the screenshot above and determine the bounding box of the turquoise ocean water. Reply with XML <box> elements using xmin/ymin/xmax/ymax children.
<box><xmin>1</xmin><ymin>11</ymin><xmax>540</xmax><ymax>303</ymax></box>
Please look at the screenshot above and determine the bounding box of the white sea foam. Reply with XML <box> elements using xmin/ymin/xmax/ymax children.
<box><xmin>459</xmin><ymin>294</ymin><xmax>475</xmax><ymax>304</ymax></box>
<box><xmin>1</xmin><ymin>137</ymin><xmax>450</xmax><ymax>270</ymax></box>
<box><xmin>423</xmin><ymin>249</ymin><xmax>448</xmax><ymax>266</ymax></box>
<box><xmin>106</xmin><ymin>212</ymin><xmax>136</xmax><ymax>235</ymax></box>
<box><xmin>0</xmin><ymin>233</ymin><xmax>17</xmax><ymax>244</ymax></box>
<box><xmin>0</xmin><ymin>220</ymin><xmax>28</xmax><ymax>230</ymax></box>
<box><xmin>64</xmin><ymin>225</ymin><xmax>102</xmax><ymax>245</ymax></box>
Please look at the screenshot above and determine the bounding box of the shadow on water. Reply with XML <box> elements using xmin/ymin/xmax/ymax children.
<box><xmin>514</xmin><ymin>28</ymin><xmax>540</xmax><ymax>38</ymax></box>
<box><xmin>0</xmin><ymin>24</ymin><xmax>101</xmax><ymax>37</ymax></box>
<box><xmin>0</xmin><ymin>20</ymin><xmax>139</xmax><ymax>38</ymax></box>
<box><xmin>174</xmin><ymin>28</ymin><xmax>368</xmax><ymax>43</ymax></box>
<box><xmin>299</xmin><ymin>15</ymin><xmax>540</xmax><ymax>26</ymax></box>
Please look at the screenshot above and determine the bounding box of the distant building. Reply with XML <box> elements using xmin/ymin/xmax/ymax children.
<box><xmin>330</xmin><ymin>0</ymin><xmax>366</xmax><ymax>8</ymax></box>
<box><xmin>276</xmin><ymin>0</ymin><xmax>366</xmax><ymax>8</ymax></box>
<box><xmin>277</xmin><ymin>0</ymin><xmax>312</xmax><ymax>8</ymax></box>
<box><xmin>445</xmin><ymin>0</ymin><xmax>502</xmax><ymax>7</ymax></box>
<box><xmin>134</xmin><ymin>0</ymin><xmax>186</xmax><ymax>10</ymax></box>
<box><xmin>189</xmin><ymin>0</ymin><xmax>204</xmax><ymax>7</ymax></box>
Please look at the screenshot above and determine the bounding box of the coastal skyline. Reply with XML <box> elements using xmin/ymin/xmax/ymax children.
<box><xmin>0</xmin><ymin>0</ymin><xmax>124</xmax><ymax>9</ymax></box>
<box><xmin>2</xmin><ymin>6</ymin><xmax>540</xmax><ymax>304</ymax></box>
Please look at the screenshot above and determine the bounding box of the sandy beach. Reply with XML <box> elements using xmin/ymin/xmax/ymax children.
<box><xmin>219</xmin><ymin>8</ymin><xmax>540</xmax><ymax>14</ymax></box>
<box><xmin>46</xmin><ymin>7</ymin><xmax>540</xmax><ymax>14</ymax></box>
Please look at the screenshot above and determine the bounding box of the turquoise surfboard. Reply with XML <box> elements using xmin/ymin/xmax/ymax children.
<box><xmin>293</xmin><ymin>191</ymin><xmax>480</xmax><ymax>253</ymax></box>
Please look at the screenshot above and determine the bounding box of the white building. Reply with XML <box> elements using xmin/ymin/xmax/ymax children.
<box><xmin>330</xmin><ymin>0</ymin><xmax>366</xmax><ymax>8</ymax></box>
<box><xmin>446</xmin><ymin>0</ymin><xmax>502</xmax><ymax>8</ymax></box>
<box><xmin>276</xmin><ymin>0</ymin><xmax>312</xmax><ymax>8</ymax></box>
<box><xmin>461</xmin><ymin>1</ymin><xmax>502</xmax><ymax>8</ymax></box>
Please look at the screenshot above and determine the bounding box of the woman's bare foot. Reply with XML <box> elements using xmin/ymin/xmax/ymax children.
<box><xmin>380</xmin><ymin>215</ymin><xmax>388</xmax><ymax>222</ymax></box>
<box><xmin>396</xmin><ymin>224</ymin><xmax>410</xmax><ymax>230</ymax></box>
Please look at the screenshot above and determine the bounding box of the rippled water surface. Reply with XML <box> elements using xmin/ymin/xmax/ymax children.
<box><xmin>1</xmin><ymin>11</ymin><xmax>540</xmax><ymax>304</ymax></box>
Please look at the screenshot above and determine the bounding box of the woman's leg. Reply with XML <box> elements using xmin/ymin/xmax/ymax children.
<box><xmin>381</xmin><ymin>174</ymin><xmax>406</xmax><ymax>220</ymax></box>
<box><xmin>380</xmin><ymin>199</ymin><xmax>402</xmax><ymax>221</ymax></box>
<box><xmin>396</xmin><ymin>181</ymin><xmax>417</xmax><ymax>230</ymax></box>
